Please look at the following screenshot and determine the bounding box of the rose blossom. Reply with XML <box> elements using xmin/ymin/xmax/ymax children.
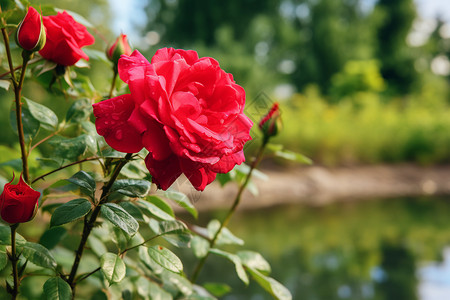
<box><xmin>107</xmin><ymin>33</ymin><xmax>132</xmax><ymax>66</ymax></box>
<box><xmin>39</xmin><ymin>11</ymin><xmax>94</xmax><ymax>66</ymax></box>
<box><xmin>93</xmin><ymin>48</ymin><xmax>253</xmax><ymax>191</ymax></box>
<box><xmin>15</xmin><ymin>6</ymin><xmax>46</xmax><ymax>52</ymax></box>
<box><xmin>0</xmin><ymin>174</ymin><xmax>40</xmax><ymax>224</ymax></box>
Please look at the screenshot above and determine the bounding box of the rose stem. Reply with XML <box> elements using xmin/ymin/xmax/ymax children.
<box><xmin>108</xmin><ymin>69</ymin><xmax>118</xmax><ymax>99</ymax></box>
<box><xmin>1</xmin><ymin>25</ymin><xmax>31</xmax><ymax>183</ymax></box>
<box><xmin>66</xmin><ymin>153</ymin><xmax>133</xmax><ymax>296</ymax></box>
<box><xmin>190</xmin><ymin>139</ymin><xmax>268</xmax><ymax>283</ymax></box>
<box><xmin>10</xmin><ymin>223</ymin><xmax>20</xmax><ymax>300</ymax></box>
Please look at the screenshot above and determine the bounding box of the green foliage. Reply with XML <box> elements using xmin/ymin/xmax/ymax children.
<box><xmin>43</xmin><ymin>277</ymin><xmax>72</xmax><ymax>300</ymax></box>
<box><xmin>100</xmin><ymin>253</ymin><xmax>126</xmax><ymax>285</ymax></box>
<box><xmin>50</xmin><ymin>198</ymin><xmax>92</xmax><ymax>227</ymax></box>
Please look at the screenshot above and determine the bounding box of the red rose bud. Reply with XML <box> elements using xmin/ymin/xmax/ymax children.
<box><xmin>107</xmin><ymin>34</ymin><xmax>132</xmax><ymax>66</ymax></box>
<box><xmin>16</xmin><ymin>6</ymin><xmax>46</xmax><ymax>52</ymax></box>
<box><xmin>0</xmin><ymin>174</ymin><xmax>40</xmax><ymax>224</ymax></box>
<box><xmin>259</xmin><ymin>102</ymin><xmax>282</xmax><ymax>139</ymax></box>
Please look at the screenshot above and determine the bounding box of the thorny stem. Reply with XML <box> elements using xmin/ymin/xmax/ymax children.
<box><xmin>66</xmin><ymin>153</ymin><xmax>133</xmax><ymax>297</ymax></box>
<box><xmin>190</xmin><ymin>140</ymin><xmax>268</xmax><ymax>283</ymax></box>
<box><xmin>1</xmin><ymin>27</ymin><xmax>31</xmax><ymax>183</ymax></box>
<box><xmin>9</xmin><ymin>224</ymin><xmax>19</xmax><ymax>300</ymax></box>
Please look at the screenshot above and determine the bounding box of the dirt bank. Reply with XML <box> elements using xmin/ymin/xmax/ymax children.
<box><xmin>171</xmin><ymin>164</ymin><xmax>450</xmax><ymax>211</ymax></box>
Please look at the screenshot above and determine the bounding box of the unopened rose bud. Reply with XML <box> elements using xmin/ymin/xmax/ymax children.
<box><xmin>0</xmin><ymin>174</ymin><xmax>40</xmax><ymax>224</ymax></box>
<box><xmin>15</xmin><ymin>6</ymin><xmax>46</xmax><ymax>52</ymax></box>
<box><xmin>107</xmin><ymin>34</ymin><xmax>132</xmax><ymax>67</ymax></box>
<box><xmin>259</xmin><ymin>102</ymin><xmax>282</xmax><ymax>140</ymax></box>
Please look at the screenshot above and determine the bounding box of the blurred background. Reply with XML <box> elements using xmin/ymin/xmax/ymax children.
<box><xmin>2</xmin><ymin>0</ymin><xmax>450</xmax><ymax>299</ymax></box>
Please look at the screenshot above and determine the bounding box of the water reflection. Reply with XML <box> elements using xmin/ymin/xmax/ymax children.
<box><xmin>192</xmin><ymin>197</ymin><xmax>450</xmax><ymax>299</ymax></box>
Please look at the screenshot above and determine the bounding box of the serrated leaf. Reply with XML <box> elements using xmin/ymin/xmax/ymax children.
<box><xmin>111</xmin><ymin>179</ymin><xmax>151</xmax><ymax>197</ymax></box>
<box><xmin>246</xmin><ymin>267</ymin><xmax>292</xmax><ymax>300</ymax></box>
<box><xmin>100</xmin><ymin>252</ymin><xmax>126</xmax><ymax>284</ymax></box>
<box><xmin>101</xmin><ymin>203</ymin><xmax>139</xmax><ymax>235</ymax></box>
<box><xmin>237</xmin><ymin>251</ymin><xmax>271</xmax><ymax>275</ymax></box>
<box><xmin>0</xmin><ymin>246</ymin><xmax>7</xmax><ymax>271</ymax></box>
<box><xmin>158</xmin><ymin>220</ymin><xmax>188</xmax><ymax>236</ymax></box>
<box><xmin>209</xmin><ymin>248</ymin><xmax>249</xmax><ymax>285</ymax></box>
<box><xmin>66</xmin><ymin>171</ymin><xmax>96</xmax><ymax>198</ymax></box>
<box><xmin>66</xmin><ymin>98</ymin><xmax>92</xmax><ymax>122</ymax></box>
<box><xmin>24</xmin><ymin>97</ymin><xmax>58</xmax><ymax>130</ymax></box>
<box><xmin>22</xmin><ymin>242</ymin><xmax>57</xmax><ymax>270</ymax></box>
<box><xmin>10</xmin><ymin>105</ymin><xmax>40</xmax><ymax>141</ymax></box>
<box><xmin>43</xmin><ymin>277</ymin><xmax>72</xmax><ymax>300</ymax></box>
<box><xmin>50</xmin><ymin>198</ymin><xmax>92</xmax><ymax>227</ymax></box>
<box><xmin>0</xmin><ymin>226</ymin><xmax>26</xmax><ymax>246</ymax></box>
<box><xmin>203</xmin><ymin>282</ymin><xmax>231</xmax><ymax>297</ymax></box>
<box><xmin>192</xmin><ymin>236</ymin><xmax>210</xmax><ymax>258</ymax></box>
<box><xmin>163</xmin><ymin>191</ymin><xmax>198</xmax><ymax>219</ymax></box>
<box><xmin>0</xmin><ymin>80</ymin><xmax>10</xmax><ymax>90</ymax></box>
<box><xmin>148</xmin><ymin>245</ymin><xmax>183</xmax><ymax>273</ymax></box>
<box><xmin>39</xmin><ymin>227</ymin><xmax>67</xmax><ymax>250</ymax></box>
<box><xmin>137</xmin><ymin>199</ymin><xmax>174</xmax><ymax>221</ymax></box>
<box><xmin>207</xmin><ymin>220</ymin><xmax>244</xmax><ymax>246</ymax></box>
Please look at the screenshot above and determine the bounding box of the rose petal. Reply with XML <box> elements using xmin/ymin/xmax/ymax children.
<box><xmin>93</xmin><ymin>94</ymin><xmax>143</xmax><ymax>153</ymax></box>
<box><xmin>180</xmin><ymin>159</ymin><xmax>216</xmax><ymax>191</ymax></box>
<box><xmin>141</xmin><ymin>119</ymin><xmax>172</xmax><ymax>161</ymax></box>
<box><xmin>145</xmin><ymin>153</ymin><xmax>182</xmax><ymax>190</ymax></box>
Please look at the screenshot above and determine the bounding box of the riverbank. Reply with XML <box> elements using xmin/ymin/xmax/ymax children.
<box><xmin>169</xmin><ymin>164</ymin><xmax>450</xmax><ymax>211</ymax></box>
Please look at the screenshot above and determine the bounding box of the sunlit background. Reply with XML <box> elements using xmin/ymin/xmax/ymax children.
<box><xmin>2</xmin><ymin>0</ymin><xmax>450</xmax><ymax>299</ymax></box>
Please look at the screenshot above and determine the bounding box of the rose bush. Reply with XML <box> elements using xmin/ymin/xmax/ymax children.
<box><xmin>0</xmin><ymin>175</ymin><xmax>40</xmax><ymax>224</ymax></box>
<box><xmin>39</xmin><ymin>11</ymin><xmax>94</xmax><ymax>66</ymax></box>
<box><xmin>93</xmin><ymin>48</ymin><xmax>253</xmax><ymax>191</ymax></box>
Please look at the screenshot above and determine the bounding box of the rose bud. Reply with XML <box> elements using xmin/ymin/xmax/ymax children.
<box><xmin>15</xmin><ymin>6</ymin><xmax>46</xmax><ymax>52</ymax></box>
<box><xmin>107</xmin><ymin>34</ymin><xmax>132</xmax><ymax>66</ymax></box>
<box><xmin>259</xmin><ymin>102</ymin><xmax>282</xmax><ymax>140</ymax></box>
<box><xmin>0</xmin><ymin>174</ymin><xmax>40</xmax><ymax>224</ymax></box>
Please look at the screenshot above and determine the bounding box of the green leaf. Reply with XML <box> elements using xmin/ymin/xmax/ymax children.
<box><xmin>24</xmin><ymin>97</ymin><xmax>58</xmax><ymax>130</ymax></box>
<box><xmin>39</xmin><ymin>227</ymin><xmax>67</xmax><ymax>250</ymax></box>
<box><xmin>148</xmin><ymin>196</ymin><xmax>175</xmax><ymax>217</ymax></box>
<box><xmin>50</xmin><ymin>198</ymin><xmax>92</xmax><ymax>227</ymax></box>
<box><xmin>207</xmin><ymin>220</ymin><xmax>244</xmax><ymax>246</ymax></box>
<box><xmin>119</xmin><ymin>202</ymin><xmax>145</xmax><ymax>222</ymax></box>
<box><xmin>161</xmin><ymin>271</ymin><xmax>193</xmax><ymax>296</ymax></box>
<box><xmin>203</xmin><ymin>282</ymin><xmax>231</xmax><ymax>297</ymax></box>
<box><xmin>66</xmin><ymin>171</ymin><xmax>96</xmax><ymax>195</ymax></box>
<box><xmin>10</xmin><ymin>105</ymin><xmax>40</xmax><ymax>141</ymax></box>
<box><xmin>237</xmin><ymin>251</ymin><xmax>271</xmax><ymax>275</ymax></box>
<box><xmin>101</xmin><ymin>203</ymin><xmax>139</xmax><ymax>235</ymax></box>
<box><xmin>137</xmin><ymin>199</ymin><xmax>175</xmax><ymax>221</ymax></box>
<box><xmin>0</xmin><ymin>246</ymin><xmax>7</xmax><ymax>271</ymax></box>
<box><xmin>209</xmin><ymin>248</ymin><xmax>249</xmax><ymax>285</ymax></box>
<box><xmin>163</xmin><ymin>191</ymin><xmax>198</xmax><ymax>219</ymax></box>
<box><xmin>0</xmin><ymin>226</ymin><xmax>26</xmax><ymax>246</ymax></box>
<box><xmin>87</xmin><ymin>235</ymin><xmax>108</xmax><ymax>257</ymax></box>
<box><xmin>43</xmin><ymin>277</ymin><xmax>72</xmax><ymax>300</ymax></box>
<box><xmin>111</xmin><ymin>179</ymin><xmax>151</xmax><ymax>198</ymax></box>
<box><xmin>191</xmin><ymin>236</ymin><xmax>210</xmax><ymax>258</ymax></box>
<box><xmin>275</xmin><ymin>149</ymin><xmax>312</xmax><ymax>164</ymax></box>
<box><xmin>148</xmin><ymin>245</ymin><xmax>183</xmax><ymax>273</ymax></box>
<box><xmin>163</xmin><ymin>233</ymin><xmax>192</xmax><ymax>248</ymax></box>
<box><xmin>83</xmin><ymin>48</ymin><xmax>110</xmax><ymax>64</ymax></box>
<box><xmin>100</xmin><ymin>252</ymin><xmax>126</xmax><ymax>285</ymax></box>
<box><xmin>246</xmin><ymin>267</ymin><xmax>292</xmax><ymax>300</ymax></box>
<box><xmin>66</xmin><ymin>98</ymin><xmax>92</xmax><ymax>122</ymax></box>
<box><xmin>0</xmin><ymin>79</ymin><xmax>10</xmax><ymax>90</ymax></box>
<box><xmin>136</xmin><ymin>277</ymin><xmax>172</xmax><ymax>300</ymax></box>
<box><xmin>48</xmin><ymin>135</ymin><xmax>90</xmax><ymax>163</ymax></box>
<box><xmin>22</xmin><ymin>242</ymin><xmax>57</xmax><ymax>270</ymax></box>
<box><xmin>158</xmin><ymin>220</ymin><xmax>188</xmax><ymax>236</ymax></box>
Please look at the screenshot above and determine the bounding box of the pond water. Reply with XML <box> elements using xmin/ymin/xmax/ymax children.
<box><xmin>192</xmin><ymin>196</ymin><xmax>450</xmax><ymax>300</ymax></box>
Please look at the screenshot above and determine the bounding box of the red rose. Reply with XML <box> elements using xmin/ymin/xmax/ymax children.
<box><xmin>0</xmin><ymin>175</ymin><xmax>40</xmax><ymax>224</ymax></box>
<box><xmin>107</xmin><ymin>33</ymin><xmax>132</xmax><ymax>66</ymax></box>
<box><xmin>93</xmin><ymin>48</ymin><xmax>253</xmax><ymax>191</ymax></box>
<box><xmin>16</xmin><ymin>6</ymin><xmax>46</xmax><ymax>52</ymax></box>
<box><xmin>259</xmin><ymin>102</ymin><xmax>281</xmax><ymax>139</ymax></box>
<box><xmin>39</xmin><ymin>11</ymin><xmax>94</xmax><ymax>66</ymax></box>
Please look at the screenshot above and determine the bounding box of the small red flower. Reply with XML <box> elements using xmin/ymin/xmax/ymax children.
<box><xmin>0</xmin><ymin>174</ymin><xmax>40</xmax><ymax>224</ymax></box>
<box><xmin>16</xmin><ymin>6</ymin><xmax>46</xmax><ymax>52</ymax></box>
<box><xmin>107</xmin><ymin>34</ymin><xmax>132</xmax><ymax>66</ymax></box>
<box><xmin>39</xmin><ymin>11</ymin><xmax>94</xmax><ymax>66</ymax></box>
<box><xmin>259</xmin><ymin>102</ymin><xmax>281</xmax><ymax>139</ymax></box>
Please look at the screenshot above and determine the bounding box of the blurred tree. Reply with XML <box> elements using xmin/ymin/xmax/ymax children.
<box><xmin>374</xmin><ymin>0</ymin><xmax>418</xmax><ymax>94</ymax></box>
